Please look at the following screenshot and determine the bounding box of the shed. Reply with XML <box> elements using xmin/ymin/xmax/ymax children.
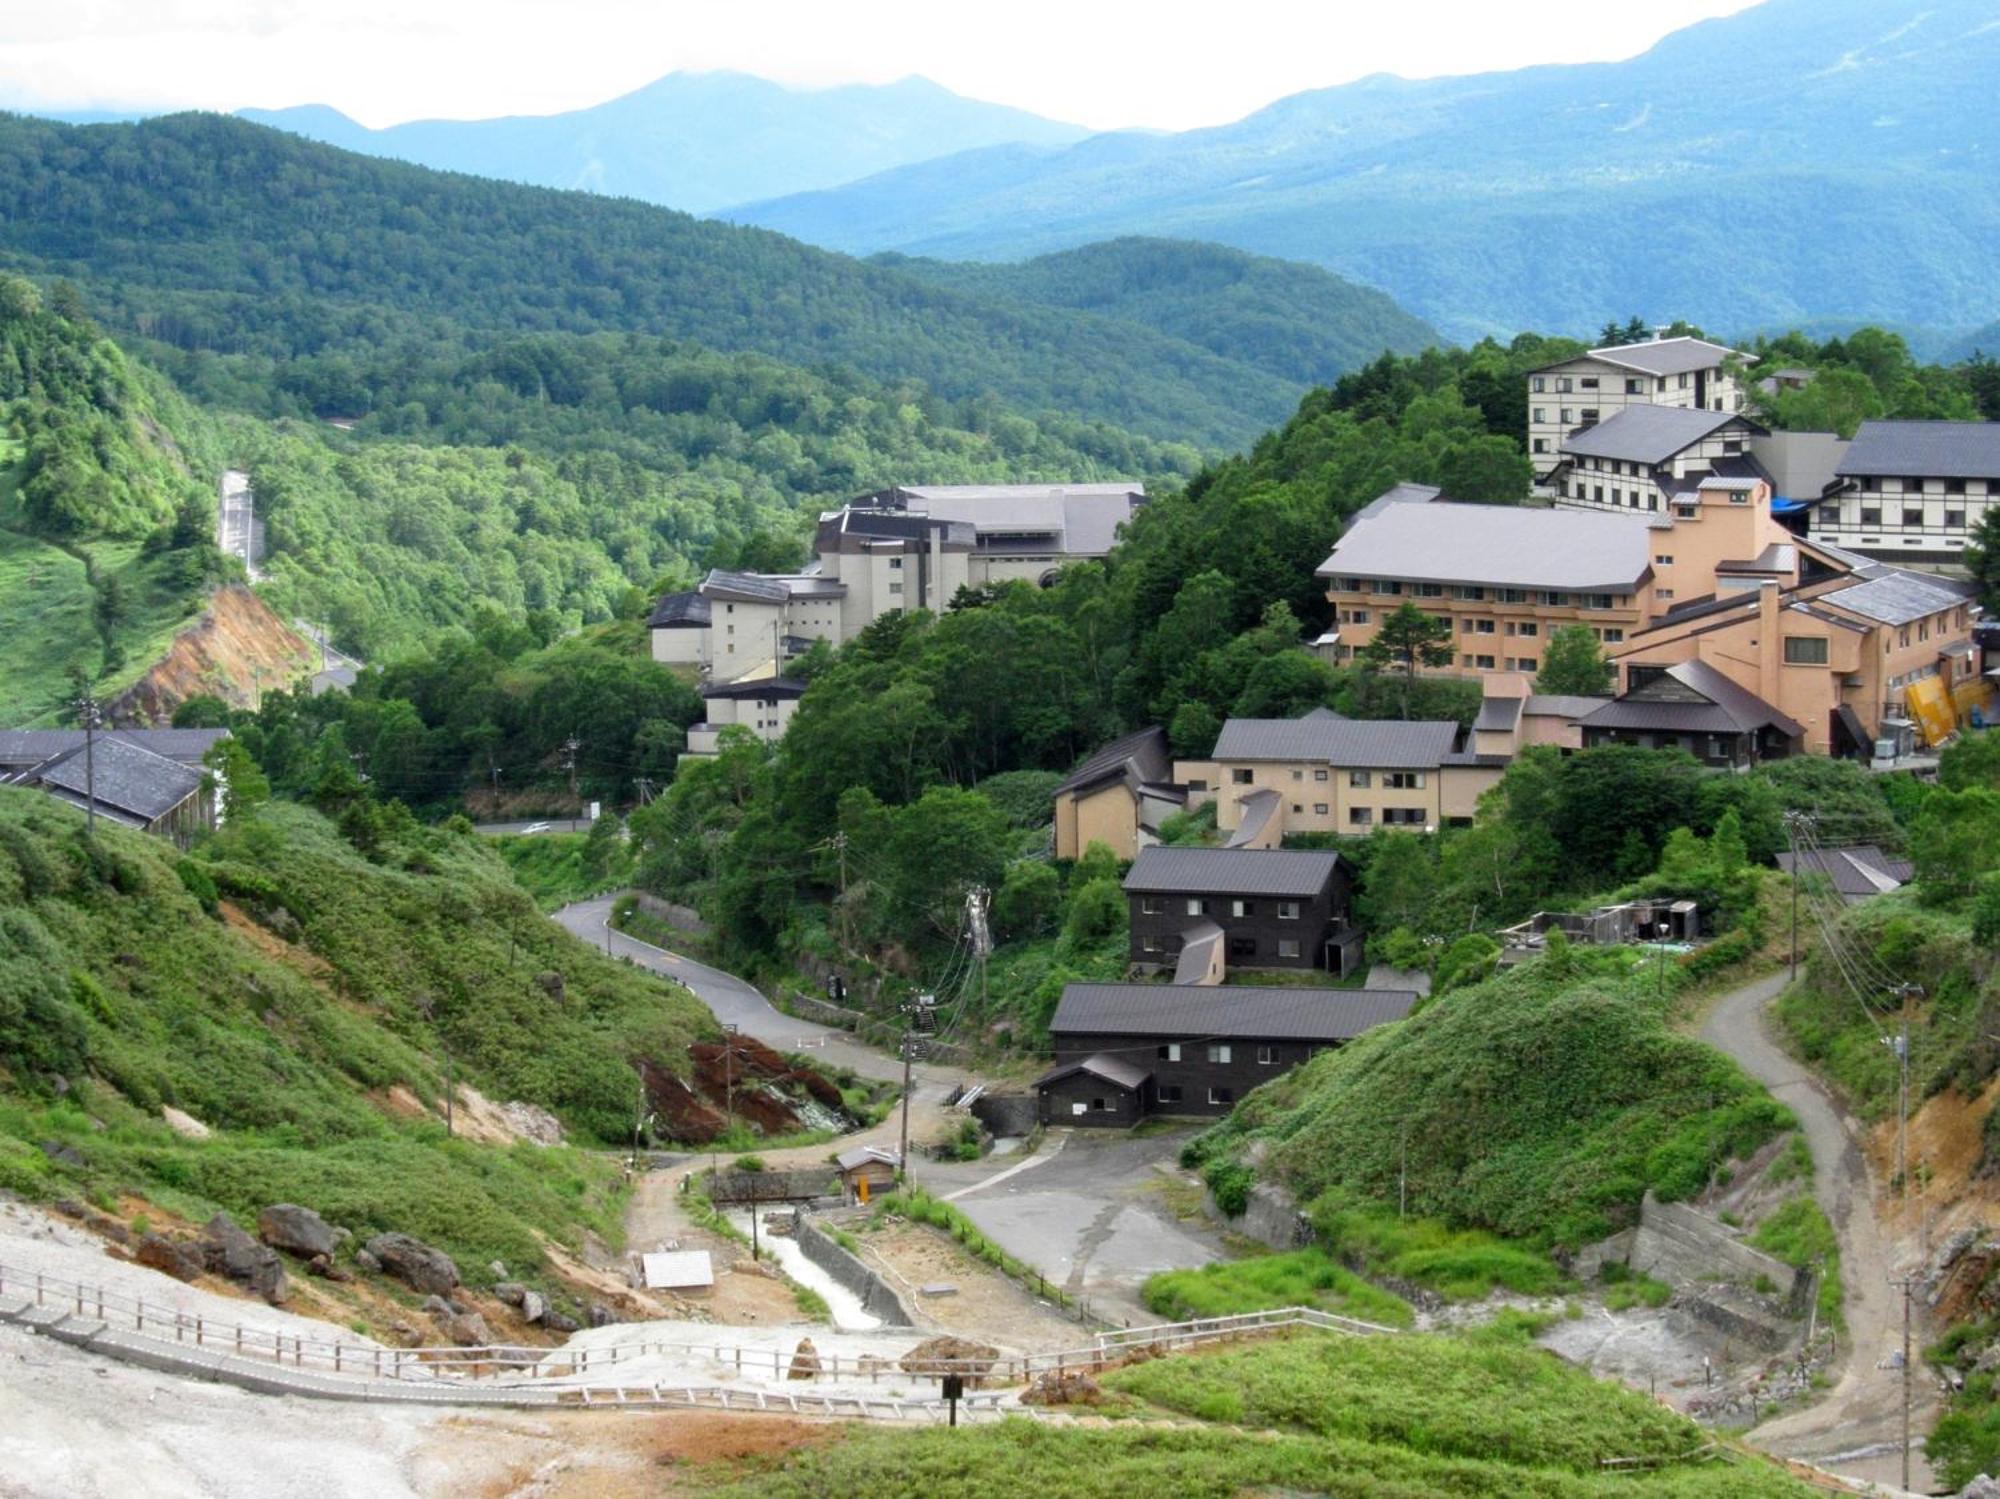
<box><xmin>1035</xmin><ymin>1053</ymin><xmax>1151</xmax><ymax>1129</ymax></box>
<box><xmin>835</xmin><ymin>1145</ymin><xmax>901</xmax><ymax>1200</ymax></box>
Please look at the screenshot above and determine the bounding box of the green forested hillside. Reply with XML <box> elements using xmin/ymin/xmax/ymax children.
<box><xmin>0</xmin><ymin>786</ymin><xmax>708</xmax><ymax>1276</ymax></box>
<box><xmin>0</xmin><ymin>112</ymin><xmax>1413</xmax><ymax>447</ymax></box>
<box><xmin>0</xmin><ymin>276</ymin><xmax>234</xmax><ymax>717</ymax></box>
<box><xmin>874</xmin><ymin>238</ymin><xmax>1441</xmax><ymax>387</ymax></box>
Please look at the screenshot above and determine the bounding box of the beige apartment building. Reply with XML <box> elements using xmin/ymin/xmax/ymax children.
<box><xmin>1320</xmin><ymin>478</ymin><xmax>1802</xmax><ymax>678</ymax></box>
<box><xmin>1528</xmin><ymin>335</ymin><xmax>1751</xmax><ymax>487</ymax></box>
<box><xmin>1807</xmin><ymin>420</ymin><xmax>2000</xmax><ymax>561</ymax></box>
<box><xmin>682</xmin><ymin>676</ymin><xmax>806</xmax><ymax>760</ymax></box>
<box><xmin>650</xmin><ymin>483</ymin><xmax>1144</xmax><ymax>684</ymax></box>
<box><xmin>1177</xmin><ymin>714</ymin><xmax>1503</xmax><ymax>837</ymax></box>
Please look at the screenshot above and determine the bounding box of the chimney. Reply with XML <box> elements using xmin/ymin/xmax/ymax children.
<box><xmin>1757</xmin><ymin>581</ymin><xmax>1781</xmax><ymax>706</ymax></box>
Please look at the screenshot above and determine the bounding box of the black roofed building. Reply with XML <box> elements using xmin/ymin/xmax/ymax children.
<box><xmin>0</xmin><ymin>728</ymin><xmax>229</xmax><ymax>779</ymax></box>
<box><xmin>1124</xmin><ymin>846</ymin><xmax>1360</xmax><ymax>975</ymax></box>
<box><xmin>1051</xmin><ymin>725</ymin><xmax>1182</xmax><ymax>862</ymax></box>
<box><xmin>1580</xmin><ymin>659</ymin><xmax>1803</xmax><ymax>767</ymax></box>
<box><xmin>1774</xmin><ymin>844</ymin><xmax>1913</xmax><ymax>903</ymax></box>
<box><xmin>1526</xmin><ymin>334</ymin><xmax>1753</xmax><ymax>485</ymax></box>
<box><xmin>11</xmin><ymin>735</ymin><xmax>214</xmax><ymax>843</ymax></box>
<box><xmin>1039</xmin><ymin>982</ymin><xmax>1418</xmax><ymax>1126</ymax></box>
<box><xmin>646</xmin><ymin>589</ymin><xmax>712</xmax><ymax>670</ymax></box>
<box><xmin>683</xmin><ymin>676</ymin><xmax>808</xmax><ymax>759</ymax></box>
<box><xmin>1810</xmin><ymin>419</ymin><xmax>2000</xmax><ymax>560</ymax></box>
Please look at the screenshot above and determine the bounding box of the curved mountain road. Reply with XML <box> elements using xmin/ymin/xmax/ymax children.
<box><xmin>1700</xmin><ymin>971</ymin><xmax>1932</xmax><ymax>1493</ymax></box>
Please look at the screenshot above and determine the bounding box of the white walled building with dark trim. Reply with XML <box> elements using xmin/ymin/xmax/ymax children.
<box><xmin>1806</xmin><ymin>420</ymin><xmax>2000</xmax><ymax>560</ymax></box>
<box><xmin>1527</xmin><ymin>335</ymin><xmax>1751</xmax><ymax>489</ymax></box>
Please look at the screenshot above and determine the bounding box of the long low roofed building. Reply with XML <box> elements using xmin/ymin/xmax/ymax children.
<box><xmin>1124</xmin><ymin>845</ymin><xmax>1358</xmax><ymax>975</ymax></box>
<box><xmin>1039</xmin><ymin>982</ymin><xmax>1418</xmax><ymax>1126</ymax></box>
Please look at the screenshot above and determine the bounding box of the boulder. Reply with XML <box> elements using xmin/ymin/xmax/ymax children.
<box><xmin>493</xmin><ymin>1281</ymin><xmax>528</xmax><ymax>1308</ymax></box>
<box><xmin>542</xmin><ymin>1311</ymin><xmax>580</xmax><ymax>1334</ymax></box>
<box><xmin>160</xmin><ymin>1106</ymin><xmax>212</xmax><ymax>1141</ymax></box>
<box><xmin>422</xmin><ymin>1295</ymin><xmax>459</xmax><ymax>1320</ymax></box>
<box><xmin>1958</xmin><ymin>1477</ymin><xmax>2000</xmax><ymax>1499</ymax></box>
<box><xmin>788</xmin><ymin>1336</ymin><xmax>822</xmax><ymax>1380</ymax></box>
<box><xmin>441</xmin><ymin>1311</ymin><xmax>492</xmax><ymax>1347</ymax></box>
<box><xmin>520</xmin><ymin>1290</ymin><xmax>547</xmax><ymax>1325</ymax></box>
<box><xmin>354</xmin><ymin>1247</ymin><xmax>382</xmax><ymax>1274</ymax></box>
<box><xmin>201</xmin><ymin>1214</ymin><xmax>288</xmax><ymax>1304</ymax></box>
<box><xmin>38</xmin><ymin>1141</ymin><xmax>84</xmax><ymax>1169</ymax></box>
<box><xmin>364</xmin><ymin>1233</ymin><xmax>460</xmax><ymax>1296</ymax></box>
<box><xmin>488</xmin><ymin>1260</ymin><xmax>507</xmax><ymax>1279</ymax></box>
<box><xmin>586</xmin><ymin>1302</ymin><xmax>616</xmax><ymax>1328</ymax></box>
<box><xmin>134</xmin><ymin>1233</ymin><xmax>204</xmax><ymax>1283</ymax></box>
<box><xmin>257</xmin><ymin>1204</ymin><xmax>337</xmax><ymax>1260</ymax></box>
<box><xmin>307</xmin><ymin>1254</ymin><xmax>352</xmax><ymax>1283</ymax></box>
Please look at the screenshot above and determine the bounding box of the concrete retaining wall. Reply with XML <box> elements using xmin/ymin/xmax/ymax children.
<box><xmin>780</xmin><ymin>992</ymin><xmax>976</xmax><ymax>1069</ymax></box>
<box><xmin>792</xmin><ymin>1214</ymin><xmax>915</xmax><ymax>1327</ymax></box>
<box><xmin>969</xmin><ymin>1094</ymin><xmax>1037</xmax><ymax>1138</ymax></box>
<box><xmin>1204</xmin><ymin>1180</ymin><xmax>1313</xmax><ymax>1251</ymax></box>
<box><xmin>627</xmin><ymin>892</ymin><xmax>708</xmax><ymax>935</ymax></box>
<box><xmin>1626</xmin><ymin>1194</ymin><xmax>1805</xmax><ymax>1305</ymax></box>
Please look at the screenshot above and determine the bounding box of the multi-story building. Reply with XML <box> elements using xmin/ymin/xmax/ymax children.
<box><xmin>682</xmin><ymin>677</ymin><xmax>807</xmax><ymax>759</ymax></box>
<box><xmin>1050</xmin><ymin>726</ymin><xmax>1182</xmax><ymax>862</ymax></box>
<box><xmin>1807</xmin><ymin>420</ymin><xmax>2000</xmax><ymax>560</ymax></box>
<box><xmin>1123</xmin><ymin>847</ymin><xmax>1355</xmax><ymax>973</ymax></box>
<box><xmin>649</xmin><ymin>483</ymin><xmax>1144</xmax><ymax>685</ymax></box>
<box><xmin>1176</xmin><ymin>714</ymin><xmax>1502</xmax><ymax>837</ymax></box>
<box><xmin>1552</xmin><ymin>406</ymin><xmax>1768</xmax><ymax>516</ymax></box>
<box><xmin>1527</xmin><ymin>335</ymin><xmax>1751</xmax><ymax>487</ymax></box>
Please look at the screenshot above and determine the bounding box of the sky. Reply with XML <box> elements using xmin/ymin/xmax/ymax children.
<box><xmin>4</xmin><ymin>0</ymin><xmax>1766</xmax><ymax>133</ymax></box>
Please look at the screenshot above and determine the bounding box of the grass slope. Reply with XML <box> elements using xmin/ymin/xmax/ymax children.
<box><xmin>0</xmin><ymin>789</ymin><xmax>709</xmax><ymax>1278</ymax></box>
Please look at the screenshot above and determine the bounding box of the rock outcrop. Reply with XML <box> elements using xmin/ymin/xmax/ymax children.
<box><xmin>363</xmin><ymin>1232</ymin><xmax>460</xmax><ymax>1296</ymax></box>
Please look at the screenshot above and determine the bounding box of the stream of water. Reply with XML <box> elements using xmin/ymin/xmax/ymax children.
<box><xmin>728</xmin><ymin>1211</ymin><xmax>882</xmax><ymax>1331</ymax></box>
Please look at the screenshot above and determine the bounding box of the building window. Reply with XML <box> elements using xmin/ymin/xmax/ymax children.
<box><xmin>1157</xmin><ymin>1084</ymin><xmax>1183</xmax><ymax>1104</ymax></box>
<box><xmin>1533</xmin><ymin>438</ymin><xmax>1548</xmax><ymax>454</ymax></box>
<box><xmin>888</xmin><ymin>557</ymin><xmax>903</xmax><ymax>569</ymax></box>
<box><xmin>1349</xmin><ymin>807</ymin><xmax>1373</xmax><ymax>826</ymax></box>
<box><xmin>1475</xmin><ymin>654</ymin><xmax>1496</xmax><ymax>669</ymax></box>
<box><xmin>1580</xmin><ymin>377</ymin><xmax>1599</xmax><ymax>390</ymax></box>
<box><xmin>1088</xmin><ymin>1097</ymin><xmax>1109</xmax><ymax>1112</ymax></box>
<box><xmin>1516</xmin><ymin>622</ymin><xmax>1538</xmax><ymax>637</ymax></box>
<box><xmin>1207</xmin><ymin>1044</ymin><xmax>1232</xmax><ymax>1064</ymax></box>
<box><xmin>1601</xmin><ymin>628</ymin><xmax>1624</xmax><ymax>643</ymax></box>
<box><xmin>1558</xmin><ymin>377</ymin><xmax>1574</xmax><ymax>393</ymax></box>
<box><xmin>888</xmin><ymin>582</ymin><xmax>904</xmax><ymax>594</ymax></box>
<box><xmin>1141</xmin><ymin>935</ymin><xmax>1162</xmax><ymax>953</ymax></box>
<box><xmin>1313</xmin><ymin>802</ymin><xmax>1329</xmax><ymax>815</ymax></box>
<box><xmin>1532</xmin><ymin>376</ymin><xmax>1546</xmax><ymax>393</ymax></box>
<box><xmin>1186</xmin><ymin>898</ymin><xmax>1206</xmax><ymax>917</ymax></box>
<box><xmin>1277</xmin><ymin>900</ymin><xmax>1300</xmax><ymax>920</ymax></box>
<box><xmin>1415</xmin><ymin>582</ymin><xmax>1444</xmax><ymax>597</ymax></box>
<box><xmin>1230</xmin><ymin>899</ymin><xmax>1249</xmax><ymax>918</ymax></box>
<box><xmin>1229</xmin><ymin>936</ymin><xmax>1257</xmax><ymax>959</ymax></box>
<box><xmin>1499</xmin><ymin>588</ymin><xmax>1529</xmax><ymax>604</ymax></box>
<box><xmin>1562</xmin><ymin>409</ymin><xmax>1575</xmax><ymax>425</ymax></box>
<box><xmin>1475</xmin><ymin>619</ymin><xmax>1495</xmax><ymax>634</ymax></box>
<box><xmin>1861</xmin><ymin>507</ymin><xmax>1882</xmax><ymax>527</ymax></box>
<box><xmin>1383</xmin><ymin>808</ymin><xmax>1428</xmax><ymax>826</ymax></box>
<box><xmin>1580</xmin><ymin>409</ymin><xmax>1600</xmax><ymax>424</ymax></box>
<box><xmin>1946</xmin><ymin>509</ymin><xmax>1966</xmax><ymax>529</ymax></box>
<box><xmin>1276</xmin><ymin>940</ymin><xmax>1301</xmax><ymax>960</ymax></box>
<box><xmin>1257</xmin><ymin>1045</ymin><xmax>1277</xmax><ymax>1065</ymax></box>
<box><xmin>1208</xmin><ymin>1087</ymin><xmax>1234</xmax><ymax>1106</ymax></box>
<box><xmin>1655</xmin><ymin>554</ymin><xmax>1673</xmax><ymax>565</ymax></box>
<box><xmin>1458</xmin><ymin>586</ymin><xmax>1487</xmax><ymax>601</ymax></box>
<box><xmin>1313</xmin><ymin>769</ymin><xmax>1329</xmax><ymax>781</ymax></box>
<box><xmin>1231</xmin><ymin>768</ymin><xmax>1253</xmax><ymax>785</ymax></box>
<box><xmin>1384</xmin><ymin>771</ymin><xmax>1426</xmax><ymax>789</ymax></box>
<box><xmin>1625</xmin><ymin>378</ymin><xmax>1644</xmax><ymax>394</ymax></box>
<box><xmin>1903</xmin><ymin>508</ymin><xmax>1924</xmax><ymax>529</ymax></box>
<box><xmin>1291</xmin><ymin>768</ymin><xmax>1303</xmax><ymax>781</ymax></box>
<box><xmin>1517</xmin><ymin>656</ymin><xmax>1537</xmax><ymax>671</ymax></box>
<box><xmin>1783</xmin><ymin>638</ymin><xmax>1829</xmax><ymax>665</ymax></box>
<box><xmin>1158</xmin><ymin>1043</ymin><xmax>1181</xmax><ymax>1061</ymax></box>
<box><xmin>1349</xmin><ymin>770</ymin><xmax>1371</xmax><ymax>787</ymax></box>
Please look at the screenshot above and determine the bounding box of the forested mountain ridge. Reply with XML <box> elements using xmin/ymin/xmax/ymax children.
<box><xmin>239</xmin><ymin>71</ymin><xmax>1089</xmax><ymax>215</ymax></box>
<box><xmin>0</xmin><ymin>112</ymin><xmax>1431</xmax><ymax>447</ymax></box>
<box><xmin>872</xmin><ymin>239</ymin><xmax>1440</xmax><ymax>388</ymax></box>
<box><xmin>733</xmin><ymin>0</ymin><xmax>2000</xmax><ymax>342</ymax></box>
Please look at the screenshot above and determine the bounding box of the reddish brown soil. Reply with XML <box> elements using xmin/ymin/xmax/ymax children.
<box><xmin>112</xmin><ymin>585</ymin><xmax>315</xmax><ymax>723</ymax></box>
<box><xmin>642</xmin><ymin>1036</ymin><xmax>854</xmax><ymax>1144</ymax></box>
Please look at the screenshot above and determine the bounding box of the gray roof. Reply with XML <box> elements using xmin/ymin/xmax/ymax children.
<box><xmin>1212</xmin><ymin>714</ymin><xmax>1460</xmax><ymax>769</ymax></box>
<box><xmin>1775</xmin><ymin>846</ymin><xmax>1912</xmax><ymax>901</ymax></box>
<box><xmin>1351</xmin><ymin>481</ymin><xmax>1446</xmax><ymax>523</ymax></box>
<box><xmin>1053</xmin><ymin>726</ymin><xmax>1172</xmax><ymax>798</ymax></box>
<box><xmin>1821</xmin><ymin>568</ymin><xmax>1974</xmax><ymax>627</ymax></box>
<box><xmin>1561</xmin><ymin>406</ymin><xmax>1753</xmax><ymax>466</ymax></box>
<box><xmin>700</xmin><ymin>569</ymin><xmax>792</xmax><ymax>605</ymax></box>
<box><xmin>1562</xmin><ymin>336</ymin><xmax>1745</xmax><ymax>378</ymax></box>
<box><xmin>1035</xmin><ymin>1051</ymin><xmax>1153</xmax><ymax>1092</ymax></box>
<box><xmin>1581</xmin><ymin>660</ymin><xmax>1802</xmax><ymax>740</ymax></box>
<box><xmin>1714</xmin><ymin>542</ymin><xmax>1797</xmax><ymax>574</ymax></box>
<box><xmin>701</xmin><ymin>677</ymin><xmax>807</xmax><ymax>702</ymax></box>
<box><xmin>1317</xmin><ymin>500</ymin><xmax>1652</xmax><ymax>592</ymax></box>
<box><xmin>1050</xmin><ymin>983</ymin><xmax>1417</xmax><ymax>1043</ymax></box>
<box><xmin>1472</xmin><ymin>696</ymin><xmax>1523</xmax><ymax>733</ymax></box>
<box><xmin>1523</xmin><ymin>694</ymin><xmax>1613</xmax><ymax>719</ymax></box>
<box><xmin>854</xmin><ymin>483</ymin><xmax>1144</xmax><ymax>557</ymax></box>
<box><xmin>834</xmin><ymin>1145</ymin><xmax>900</xmax><ymax>1171</ymax></box>
<box><xmin>0</xmin><ymin>728</ymin><xmax>228</xmax><ymax>768</ymax></box>
<box><xmin>647</xmin><ymin>589</ymin><xmax>711</xmax><ymax>628</ymax></box>
<box><xmin>1222</xmin><ymin>788</ymin><xmax>1282</xmax><ymax>849</ymax></box>
<box><xmin>1838</xmin><ymin>421</ymin><xmax>2000</xmax><ymax>480</ymax></box>
<box><xmin>25</xmin><ymin>737</ymin><xmax>205</xmax><ymax>822</ymax></box>
<box><xmin>1124</xmin><ymin>847</ymin><xmax>1342</xmax><ymax>898</ymax></box>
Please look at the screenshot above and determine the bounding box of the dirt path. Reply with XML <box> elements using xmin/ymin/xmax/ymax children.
<box><xmin>1699</xmin><ymin>971</ymin><xmax>1933</xmax><ymax>1492</ymax></box>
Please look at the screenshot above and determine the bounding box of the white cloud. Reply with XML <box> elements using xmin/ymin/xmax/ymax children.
<box><xmin>0</xmin><ymin>0</ymin><xmax>1768</xmax><ymax>132</ymax></box>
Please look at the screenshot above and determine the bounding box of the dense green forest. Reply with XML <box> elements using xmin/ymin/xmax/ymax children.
<box><xmin>0</xmin><ymin>112</ymin><xmax>1412</xmax><ymax>447</ymax></box>
<box><xmin>873</xmin><ymin>237</ymin><xmax>1441</xmax><ymax>387</ymax></box>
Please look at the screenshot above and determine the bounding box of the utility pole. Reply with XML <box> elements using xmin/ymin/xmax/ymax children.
<box><xmin>1893</xmin><ymin>1271</ymin><xmax>1914</xmax><ymax>1493</ymax></box>
<box><xmin>68</xmin><ymin>689</ymin><xmax>102</xmax><ymax>841</ymax></box>
<box><xmin>898</xmin><ymin>1029</ymin><xmax>915</xmax><ymax>1187</ymax></box>
<box><xmin>723</xmin><ymin>1022</ymin><xmax>738</xmax><ymax>1138</ymax></box>
<box><xmin>1892</xmin><ymin>984</ymin><xmax>1922</xmax><ymax>1200</ymax></box>
<box><xmin>561</xmin><ymin>736</ymin><xmax>582</xmax><ymax>832</ymax></box>
<box><xmin>831</xmin><ymin>832</ymin><xmax>849</xmax><ymax>950</ymax></box>
<box><xmin>967</xmin><ymin>886</ymin><xmax>991</xmax><ymax>1012</ymax></box>
<box><xmin>1782</xmin><ymin>811</ymin><xmax>1814</xmax><ymax>981</ymax></box>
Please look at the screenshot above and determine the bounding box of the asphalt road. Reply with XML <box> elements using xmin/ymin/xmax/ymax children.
<box><xmin>1700</xmin><ymin>971</ymin><xmax>1933</xmax><ymax>1493</ymax></box>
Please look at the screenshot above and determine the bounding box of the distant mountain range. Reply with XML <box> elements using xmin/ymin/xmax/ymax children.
<box><xmin>0</xmin><ymin>114</ymin><xmax>1439</xmax><ymax>447</ymax></box>
<box><xmin>232</xmin><ymin>71</ymin><xmax>1089</xmax><ymax>216</ymax></box>
<box><xmin>730</xmin><ymin>0</ymin><xmax>2000</xmax><ymax>343</ymax></box>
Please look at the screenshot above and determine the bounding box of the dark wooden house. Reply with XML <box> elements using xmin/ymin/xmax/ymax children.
<box><xmin>1124</xmin><ymin>847</ymin><xmax>1356</xmax><ymax>974</ymax></box>
<box><xmin>1578</xmin><ymin>660</ymin><xmax>1801</xmax><ymax>768</ymax></box>
<box><xmin>1038</xmin><ymin>983</ymin><xmax>1418</xmax><ymax>1127</ymax></box>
